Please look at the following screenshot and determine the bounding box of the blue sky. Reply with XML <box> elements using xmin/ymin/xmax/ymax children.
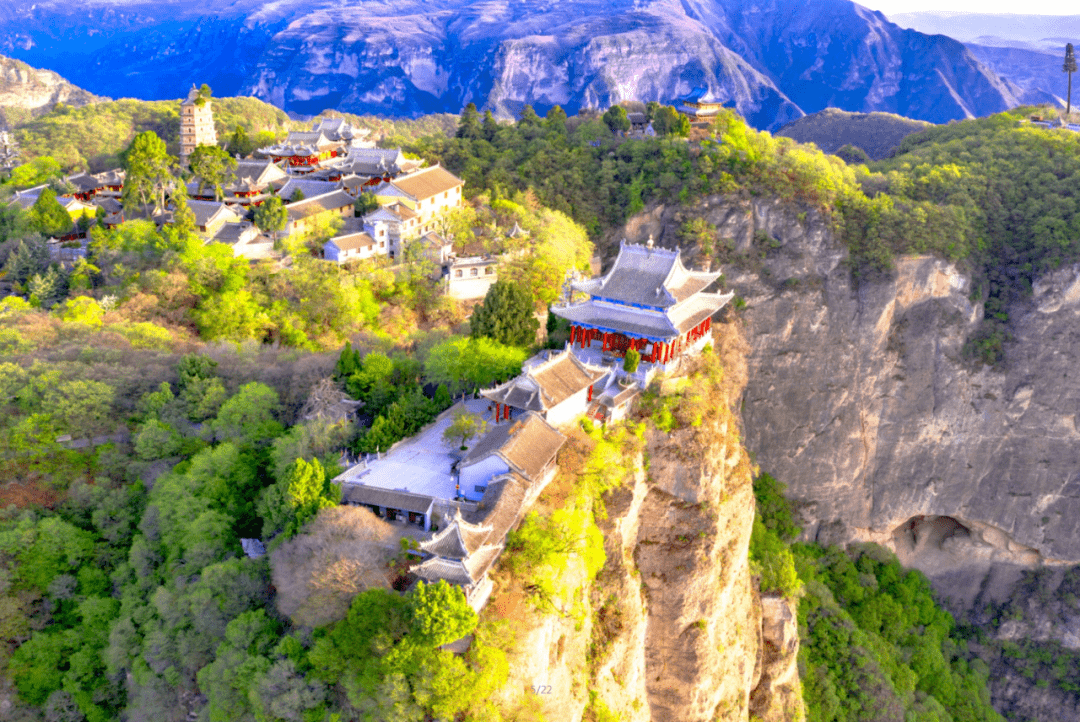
<box><xmin>860</xmin><ymin>0</ymin><xmax>1076</xmax><ymax>14</ymax></box>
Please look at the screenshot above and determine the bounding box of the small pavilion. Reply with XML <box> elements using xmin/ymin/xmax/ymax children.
<box><xmin>552</xmin><ymin>238</ymin><xmax>733</xmax><ymax>366</ymax></box>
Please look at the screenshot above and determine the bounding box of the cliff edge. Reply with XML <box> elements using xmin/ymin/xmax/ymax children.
<box><xmin>479</xmin><ymin>322</ymin><xmax>802</xmax><ymax>721</ymax></box>
<box><xmin>616</xmin><ymin>196</ymin><xmax>1080</xmax><ymax>610</ymax></box>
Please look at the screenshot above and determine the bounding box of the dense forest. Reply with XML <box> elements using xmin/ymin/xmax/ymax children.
<box><xmin>1</xmin><ymin>95</ymin><xmax>1078</xmax><ymax>720</ymax></box>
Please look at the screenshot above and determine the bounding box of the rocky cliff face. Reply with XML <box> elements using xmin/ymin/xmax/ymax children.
<box><xmin>0</xmin><ymin>0</ymin><xmax>1025</xmax><ymax>129</ymax></box>
<box><xmin>0</xmin><ymin>55</ymin><xmax>103</xmax><ymax>127</ymax></box>
<box><xmin>614</xmin><ymin>197</ymin><xmax>1080</xmax><ymax>609</ymax></box>
<box><xmin>482</xmin><ymin>323</ymin><xmax>801</xmax><ymax>721</ymax></box>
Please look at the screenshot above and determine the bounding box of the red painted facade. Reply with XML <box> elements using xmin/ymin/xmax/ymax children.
<box><xmin>567</xmin><ymin>316</ymin><xmax>712</xmax><ymax>365</ymax></box>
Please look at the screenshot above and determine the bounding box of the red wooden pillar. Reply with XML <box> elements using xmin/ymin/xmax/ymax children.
<box><xmin>587</xmin><ymin>384</ymin><xmax>593</xmax><ymax>402</ymax></box>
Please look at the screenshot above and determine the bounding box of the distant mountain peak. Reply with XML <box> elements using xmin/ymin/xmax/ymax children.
<box><xmin>0</xmin><ymin>0</ymin><xmax>1039</xmax><ymax>129</ymax></box>
<box><xmin>0</xmin><ymin>54</ymin><xmax>106</xmax><ymax>128</ymax></box>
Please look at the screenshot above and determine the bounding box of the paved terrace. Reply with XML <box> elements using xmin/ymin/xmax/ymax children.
<box><xmin>336</xmin><ymin>398</ymin><xmax>492</xmax><ymax>500</ymax></box>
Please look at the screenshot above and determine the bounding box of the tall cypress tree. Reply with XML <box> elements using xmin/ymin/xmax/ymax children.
<box><xmin>456</xmin><ymin>103</ymin><xmax>482</xmax><ymax>140</ymax></box>
<box><xmin>470</xmin><ymin>280</ymin><xmax>539</xmax><ymax>347</ymax></box>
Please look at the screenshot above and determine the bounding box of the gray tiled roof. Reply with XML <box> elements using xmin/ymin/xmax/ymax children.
<box><xmin>286</xmin><ymin>190</ymin><xmax>355</xmax><ymax>219</ymax></box>
<box><xmin>466</xmin><ymin>474</ymin><xmax>529</xmax><ymax>542</ymax></box>
<box><xmin>420</xmin><ymin>510</ymin><xmax>493</xmax><ymax>558</ymax></box>
<box><xmin>553</xmin><ymin>300</ymin><xmax>678</xmax><ymax>340</ymax></box>
<box><xmin>573</xmin><ymin>240</ymin><xmax>722</xmax><ymax>309</ymax></box>
<box><xmin>553</xmin><ymin>291</ymin><xmax>732</xmax><ymax>341</ymax></box>
<box><xmin>279</xmin><ymin>178</ymin><xmax>341</xmax><ymax>202</ymax></box>
<box><xmin>482</xmin><ymin>350</ymin><xmax>606</xmax><ymax>412</ymax></box>
<box><xmin>340</xmin><ymin>484</ymin><xmax>434</xmax><ymax>514</ymax></box>
<box><xmin>412</xmin><ymin>546</ymin><xmax>501</xmax><ymax>586</ymax></box>
<box><xmin>669</xmin><ymin>291</ymin><xmax>735</xmax><ymax>334</ymax></box>
<box><xmin>187</xmin><ymin>200</ymin><xmax>241</xmax><ymax>228</ymax></box>
<box><xmin>461</xmin><ymin>411</ymin><xmax>565</xmax><ymax>481</ymax></box>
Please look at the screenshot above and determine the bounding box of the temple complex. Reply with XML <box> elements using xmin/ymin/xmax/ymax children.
<box><xmin>179</xmin><ymin>85</ymin><xmax>217</xmax><ymax>163</ymax></box>
<box><xmin>256</xmin><ymin>118</ymin><xmax>374</xmax><ymax>172</ymax></box>
<box><xmin>552</xmin><ymin>238</ymin><xmax>733</xmax><ymax>368</ymax></box>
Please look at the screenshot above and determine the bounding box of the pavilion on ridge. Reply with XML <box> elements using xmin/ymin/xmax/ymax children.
<box><xmin>551</xmin><ymin>237</ymin><xmax>734</xmax><ymax>367</ymax></box>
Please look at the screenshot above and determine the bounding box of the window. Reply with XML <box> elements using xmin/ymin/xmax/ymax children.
<box><xmin>443</xmin><ymin>191</ymin><xmax>447</xmax><ymax>199</ymax></box>
<box><xmin>378</xmin><ymin>229</ymin><xmax>385</xmax><ymax>236</ymax></box>
<box><xmin>379</xmin><ymin>241</ymin><xmax>385</xmax><ymax>248</ymax></box>
<box><xmin>485</xmin><ymin>267</ymin><xmax>494</xmax><ymax>275</ymax></box>
<box><xmin>455</xmin><ymin>269</ymin><xmax>463</xmax><ymax>278</ymax></box>
<box><xmin>471</xmin><ymin>268</ymin><xmax>478</xmax><ymax>277</ymax></box>
<box><xmin>474</xmin><ymin>485</ymin><xmax>487</xmax><ymax>493</ymax></box>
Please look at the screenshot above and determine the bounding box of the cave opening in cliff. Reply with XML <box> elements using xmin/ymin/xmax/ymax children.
<box><xmin>892</xmin><ymin>515</ymin><xmax>972</xmax><ymax>558</ymax></box>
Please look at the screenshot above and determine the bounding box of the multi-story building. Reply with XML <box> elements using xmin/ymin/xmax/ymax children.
<box><xmin>180</xmin><ymin>85</ymin><xmax>218</xmax><ymax>163</ymax></box>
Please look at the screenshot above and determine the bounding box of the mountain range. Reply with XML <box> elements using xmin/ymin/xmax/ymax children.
<box><xmin>0</xmin><ymin>0</ymin><xmax>1057</xmax><ymax>130</ymax></box>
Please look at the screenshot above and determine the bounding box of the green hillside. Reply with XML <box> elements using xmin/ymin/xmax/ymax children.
<box><xmin>1</xmin><ymin>100</ymin><xmax>1075</xmax><ymax>722</ymax></box>
<box><xmin>776</xmin><ymin>108</ymin><xmax>933</xmax><ymax>160</ymax></box>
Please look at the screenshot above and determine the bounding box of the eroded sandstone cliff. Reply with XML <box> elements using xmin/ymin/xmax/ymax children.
<box><xmin>480</xmin><ymin>323</ymin><xmax>801</xmax><ymax>721</ymax></box>
<box><xmin>613</xmin><ymin>196</ymin><xmax>1080</xmax><ymax>613</ymax></box>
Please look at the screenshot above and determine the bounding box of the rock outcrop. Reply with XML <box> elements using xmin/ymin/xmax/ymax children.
<box><xmin>481</xmin><ymin>322</ymin><xmax>801</xmax><ymax>721</ymax></box>
<box><xmin>0</xmin><ymin>55</ymin><xmax>103</xmax><ymax>127</ymax></box>
<box><xmin>611</xmin><ymin>196</ymin><xmax>1080</xmax><ymax>608</ymax></box>
<box><xmin>0</xmin><ymin>0</ymin><xmax>1027</xmax><ymax>129</ymax></box>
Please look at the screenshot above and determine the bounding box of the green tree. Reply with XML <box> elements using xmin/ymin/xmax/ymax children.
<box><xmin>253</xmin><ymin>196</ymin><xmax>288</xmax><ymax>237</ymax></box>
<box><xmin>121</xmin><ymin>130</ymin><xmax>175</xmax><ymax>211</ymax></box>
<box><xmin>189</xmin><ymin>145</ymin><xmax>237</xmax><ymax>201</ymax></box>
<box><xmin>3</xmin><ymin>236</ymin><xmax>50</xmax><ymax>286</ymax></box>
<box><xmin>836</xmin><ymin>144</ymin><xmax>871</xmax><ymax>164</ymax></box>
<box><xmin>456</xmin><ymin>103</ymin><xmax>482</xmax><ymax>140</ymax></box>
<box><xmin>258</xmin><ymin>458</ymin><xmax>340</xmax><ymax>539</ymax></box>
<box><xmin>623</xmin><ymin>348</ymin><xmax>640</xmax><ymax>373</ymax></box>
<box><xmin>27</xmin><ymin>187</ymin><xmax>73</xmax><ymax>237</ymax></box>
<box><xmin>353</xmin><ymin>191</ymin><xmax>379</xmax><ymax>217</ymax></box>
<box><xmin>469</xmin><ymin>279</ymin><xmax>539</xmax><ymax>347</ymax></box>
<box><xmin>225</xmin><ymin>124</ymin><xmax>255</xmax><ymax>157</ymax></box>
<box><xmin>482</xmin><ymin>110</ymin><xmax>499</xmax><ymax>141</ymax></box>
<box><xmin>518</xmin><ymin>105</ymin><xmax>541</xmax><ymax>127</ymax></box>
<box><xmin>602</xmin><ymin>105</ymin><xmax>631</xmax><ymax>135</ymax></box>
<box><xmin>653</xmin><ymin>106</ymin><xmax>691</xmax><ymax>137</ymax></box>
<box><xmin>443</xmin><ymin>408</ymin><xmax>487</xmax><ymax>450</ymax></box>
<box><xmin>8</xmin><ymin>156</ymin><xmax>62</xmax><ymax>188</ymax></box>
<box><xmin>545</xmin><ymin>105</ymin><xmax>568</xmax><ymax>133</ymax></box>
<box><xmin>423</xmin><ymin>336</ymin><xmax>527</xmax><ymax>394</ymax></box>
<box><xmin>212</xmin><ymin>382</ymin><xmax>283</xmax><ymax>447</ymax></box>
<box><xmin>28</xmin><ymin>266</ymin><xmax>69</xmax><ymax>309</ymax></box>
<box><xmin>407</xmin><ymin>580</ymin><xmax>478</xmax><ymax>647</ymax></box>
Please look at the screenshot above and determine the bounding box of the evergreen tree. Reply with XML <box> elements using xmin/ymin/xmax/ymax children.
<box><xmin>456</xmin><ymin>103</ymin><xmax>482</xmax><ymax>140</ymax></box>
<box><xmin>482</xmin><ymin>110</ymin><xmax>499</xmax><ymax>141</ymax></box>
<box><xmin>653</xmin><ymin>105</ymin><xmax>691</xmax><ymax>137</ymax></box>
<box><xmin>602</xmin><ymin>105</ymin><xmax>631</xmax><ymax>134</ymax></box>
<box><xmin>258</xmin><ymin>458</ymin><xmax>340</xmax><ymax>539</ymax></box>
<box><xmin>188</xmin><ymin>145</ymin><xmax>237</xmax><ymax>201</ymax></box>
<box><xmin>469</xmin><ymin>280</ymin><xmax>539</xmax><ymax>347</ymax></box>
<box><xmin>254</xmin><ymin>196</ymin><xmax>288</xmax><ymax>237</ymax></box>
<box><xmin>3</xmin><ymin>236</ymin><xmax>50</xmax><ymax>286</ymax></box>
<box><xmin>27</xmin><ymin>266</ymin><xmax>67</xmax><ymax>308</ymax></box>
<box><xmin>545</xmin><ymin>105</ymin><xmax>568</xmax><ymax>133</ymax></box>
<box><xmin>226</xmin><ymin>124</ymin><xmax>254</xmax><ymax>157</ymax></box>
<box><xmin>170</xmin><ymin>185</ymin><xmax>197</xmax><ymax>242</ymax></box>
<box><xmin>27</xmin><ymin>188</ymin><xmax>72</xmax><ymax>237</ymax></box>
<box><xmin>121</xmin><ymin>131</ymin><xmax>175</xmax><ymax>211</ymax></box>
<box><xmin>353</xmin><ymin>191</ymin><xmax>379</xmax><ymax>217</ymax></box>
<box><xmin>518</xmin><ymin>104</ymin><xmax>541</xmax><ymax>127</ymax></box>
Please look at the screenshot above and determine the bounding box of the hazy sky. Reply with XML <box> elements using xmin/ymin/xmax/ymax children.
<box><xmin>859</xmin><ymin>0</ymin><xmax>1077</xmax><ymax>15</ymax></box>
